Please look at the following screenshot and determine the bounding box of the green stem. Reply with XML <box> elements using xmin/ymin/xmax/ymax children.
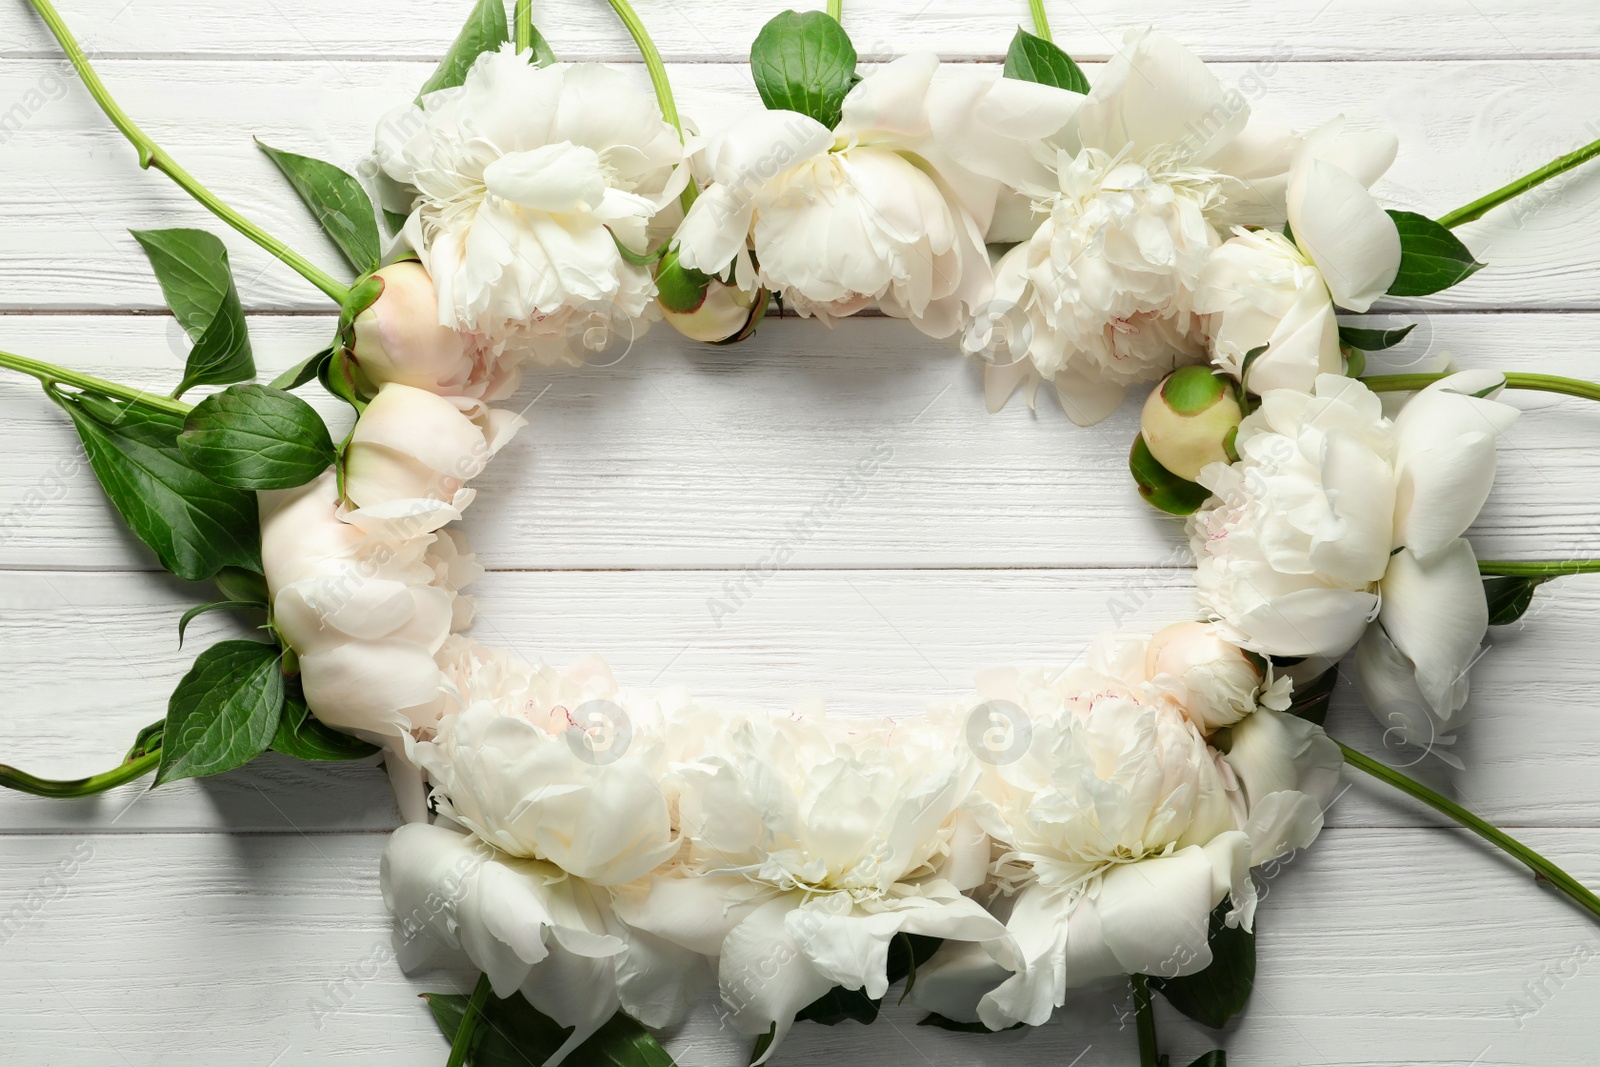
<box><xmin>826</xmin><ymin>0</ymin><xmax>842</xmax><ymax>21</ymax></box>
<box><xmin>446</xmin><ymin>972</ymin><xmax>493</xmax><ymax>1067</ymax></box>
<box><xmin>1027</xmin><ymin>0</ymin><xmax>1052</xmax><ymax>40</ymax></box>
<box><xmin>0</xmin><ymin>749</ymin><xmax>159</xmax><ymax>798</ymax></box>
<box><xmin>601</xmin><ymin>0</ymin><xmax>698</xmax><ymax>213</ymax></box>
<box><xmin>1361</xmin><ymin>371</ymin><xmax>1600</xmax><ymax>405</ymax></box>
<box><xmin>1479</xmin><ymin>559</ymin><xmax>1600</xmax><ymax>578</ymax></box>
<box><xmin>26</xmin><ymin>0</ymin><xmax>351</xmax><ymax>306</ymax></box>
<box><xmin>515</xmin><ymin>0</ymin><xmax>533</xmax><ymax>50</ymax></box>
<box><xmin>1130</xmin><ymin>973</ymin><xmax>1159</xmax><ymax>1067</ymax></box>
<box><xmin>0</xmin><ymin>350</ymin><xmax>192</xmax><ymax>417</ymax></box>
<box><xmin>1439</xmin><ymin>134</ymin><xmax>1600</xmax><ymax>229</ymax></box>
<box><xmin>1338</xmin><ymin>741</ymin><xmax>1600</xmax><ymax>924</ymax></box>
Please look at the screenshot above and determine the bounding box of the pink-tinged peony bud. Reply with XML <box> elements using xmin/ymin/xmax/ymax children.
<box><xmin>1145</xmin><ymin>621</ymin><xmax>1271</xmax><ymax>732</ymax></box>
<box><xmin>1139</xmin><ymin>366</ymin><xmax>1243</xmax><ymax>482</ymax></box>
<box><xmin>351</xmin><ymin>262</ymin><xmax>481</xmax><ymax>397</ymax></box>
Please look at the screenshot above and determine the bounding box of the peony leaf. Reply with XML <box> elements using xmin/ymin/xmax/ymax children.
<box><xmin>1129</xmin><ymin>433</ymin><xmax>1212</xmax><ymax>516</ymax></box>
<box><xmin>423</xmin><ymin>991</ymin><xmax>676</xmax><ymax>1066</ymax></box>
<box><xmin>1484</xmin><ymin>575</ymin><xmax>1548</xmax><ymax>626</ymax></box>
<box><xmin>527</xmin><ymin>25</ymin><xmax>558</xmax><ymax>68</ymax></box>
<box><xmin>1337</xmin><ymin>322</ymin><xmax>1417</xmax><ymax>352</ymax></box>
<box><xmin>1186</xmin><ymin>1054</ymin><xmax>1227</xmax><ymax>1067</ymax></box>
<box><xmin>1002</xmin><ymin>28</ymin><xmax>1090</xmax><ymax>93</ymax></box>
<box><xmin>916</xmin><ymin>1012</ymin><xmax>1025</xmax><ymax>1033</ymax></box>
<box><xmin>272</xmin><ymin>681</ymin><xmax>379</xmax><ymax>762</ymax></box>
<box><xmin>124</xmin><ymin>720</ymin><xmax>165</xmax><ymax>762</ymax></box>
<box><xmin>1146</xmin><ymin>903</ymin><xmax>1256</xmax><ymax>1029</ymax></box>
<box><xmin>179</xmin><ymin>383</ymin><xmax>337</xmax><ymax>490</ymax></box>
<box><xmin>1384</xmin><ymin>210</ymin><xmax>1485</xmax><ymax>297</ymax></box>
<box><xmin>131</xmin><ymin>227</ymin><xmax>255</xmax><ymax>398</ymax></box>
<box><xmin>176</xmin><ymin>599</ymin><xmax>262</xmax><ymax>648</ymax></box>
<box><xmin>418</xmin><ymin>0</ymin><xmax>509</xmax><ymax>99</ymax></box>
<box><xmin>749</xmin><ymin>10</ymin><xmax>858</xmax><ymax>131</ymax></box>
<box><xmin>156</xmin><ymin>640</ymin><xmax>284</xmax><ymax>786</ymax></box>
<box><xmin>256</xmin><ymin>141</ymin><xmax>382</xmax><ymax>274</ymax></box>
<box><xmin>48</xmin><ymin>388</ymin><xmax>261</xmax><ymax>581</ymax></box>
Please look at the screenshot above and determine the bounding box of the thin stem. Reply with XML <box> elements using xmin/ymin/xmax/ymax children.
<box><xmin>826</xmin><ymin>0</ymin><xmax>842</xmax><ymax>21</ymax></box>
<box><xmin>0</xmin><ymin>749</ymin><xmax>159</xmax><ymax>798</ymax></box>
<box><xmin>1362</xmin><ymin>371</ymin><xmax>1600</xmax><ymax>405</ymax></box>
<box><xmin>1130</xmin><ymin>973</ymin><xmax>1159</xmax><ymax>1067</ymax></box>
<box><xmin>1480</xmin><ymin>559</ymin><xmax>1600</xmax><ymax>578</ymax></box>
<box><xmin>0</xmin><ymin>350</ymin><xmax>192</xmax><ymax>417</ymax></box>
<box><xmin>1338</xmin><ymin>741</ymin><xmax>1600</xmax><ymax>924</ymax></box>
<box><xmin>601</xmin><ymin>0</ymin><xmax>698</xmax><ymax>213</ymax></box>
<box><xmin>26</xmin><ymin>0</ymin><xmax>351</xmax><ymax>306</ymax></box>
<box><xmin>1027</xmin><ymin>0</ymin><xmax>1052</xmax><ymax>40</ymax></box>
<box><xmin>515</xmin><ymin>0</ymin><xmax>533</xmax><ymax>51</ymax></box>
<box><xmin>1439</xmin><ymin>134</ymin><xmax>1600</xmax><ymax>229</ymax></box>
<box><xmin>446</xmin><ymin>972</ymin><xmax>493</xmax><ymax>1067</ymax></box>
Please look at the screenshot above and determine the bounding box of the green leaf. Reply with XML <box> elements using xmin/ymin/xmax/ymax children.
<box><xmin>528</xmin><ymin>25</ymin><xmax>557</xmax><ymax>67</ymax></box>
<box><xmin>130</xmin><ymin>228</ymin><xmax>254</xmax><ymax>397</ymax></box>
<box><xmin>157</xmin><ymin>640</ymin><xmax>284</xmax><ymax>786</ymax></box>
<box><xmin>749</xmin><ymin>10</ymin><xmax>858</xmax><ymax>130</ymax></box>
<box><xmin>179</xmin><ymin>383</ymin><xmax>337</xmax><ymax>490</ymax></box>
<box><xmin>48</xmin><ymin>389</ymin><xmax>260</xmax><ymax>581</ymax></box>
<box><xmin>382</xmin><ymin>209</ymin><xmax>409</xmax><ymax>238</ymax></box>
<box><xmin>213</xmin><ymin>565</ymin><xmax>270</xmax><ymax>607</ymax></box>
<box><xmin>1484</xmin><ymin>575</ymin><xmax>1548</xmax><ymax>626</ymax></box>
<box><xmin>256</xmin><ymin>141</ymin><xmax>381</xmax><ymax>273</ymax></box>
<box><xmin>177</xmin><ymin>599</ymin><xmax>262</xmax><ymax>647</ymax></box>
<box><xmin>916</xmin><ymin>1013</ymin><xmax>1023</xmax><ymax>1033</ymax></box>
<box><xmin>272</xmin><ymin>681</ymin><xmax>379</xmax><ymax>762</ymax></box>
<box><xmin>1146</xmin><ymin>903</ymin><xmax>1256</xmax><ymax>1029</ymax></box>
<box><xmin>1186</xmin><ymin>1053</ymin><xmax>1227</xmax><ymax>1067</ymax></box>
<box><xmin>1285</xmin><ymin>663</ymin><xmax>1338</xmax><ymax>726</ymax></box>
<box><xmin>794</xmin><ymin>932</ymin><xmax>943</xmax><ymax>1025</ymax></box>
<box><xmin>419</xmin><ymin>0</ymin><xmax>510</xmax><ymax>99</ymax></box>
<box><xmin>1130</xmin><ymin>433</ymin><xmax>1213</xmax><ymax>516</ymax></box>
<box><xmin>124</xmin><ymin>720</ymin><xmax>165</xmax><ymax>762</ymax></box>
<box><xmin>1385</xmin><ymin>210</ymin><xmax>1485</xmax><ymax>297</ymax></box>
<box><xmin>1337</xmin><ymin>322</ymin><xmax>1417</xmax><ymax>352</ymax></box>
<box><xmin>268</xmin><ymin>344</ymin><xmax>335</xmax><ymax>392</ymax></box>
<box><xmin>424</xmin><ymin>990</ymin><xmax>676</xmax><ymax>1066</ymax></box>
<box><xmin>1002</xmin><ymin>28</ymin><xmax>1090</xmax><ymax>93</ymax></box>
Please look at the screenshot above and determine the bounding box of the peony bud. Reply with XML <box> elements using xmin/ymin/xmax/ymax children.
<box><xmin>351</xmin><ymin>262</ymin><xmax>485</xmax><ymax>397</ymax></box>
<box><xmin>656</xmin><ymin>248</ymin><xmax>766</xmax><ymax>344</ymax></box>
<box><xmin>1139</xmin><ymin>366</ymin><xmax>1243</xmax><ymax>482</ymax></box>
<box><xmin>1145</xmin><ymin>621</ymin><xmax>1267</xmax><ymax>732</ymax></box>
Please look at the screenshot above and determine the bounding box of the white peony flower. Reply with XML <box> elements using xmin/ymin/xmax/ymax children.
<box><xmin>377</xmin><ymin>45</ymin><xmax>688</xmax><ymax>367</ymax></box>
<box><xmin>944</xmin><ymin>30</ymin><xmax>1302</xmax><ymax>424</ymax></box>
<box><xmin>612</xmin><ymin>707</ymin><xmax>1011</xmax><ymax>1062</ymax></box>
<box><xmin>1189</xmin><ymin>371</ymin><xmax>1519</xmax><ymax>754</ymax></box>
<box><xmin>1198</xmin><ymin>119</ymin><xmax>1402</xmax><ymax>394</ymax></box>
<box><xmin>1144</xmin><ymin>620</ymin><xmax>1292</xmax><ymax>733</ymax></box>
<box><xmin>911</xmin><ymin>637</ymin><xmax>1338</xmax><ymax>1029</ymax></box>
<box><xmin>674</xmin><ymin>54</ymin><xmax>1008</xmax><ymax>339</ymax></box>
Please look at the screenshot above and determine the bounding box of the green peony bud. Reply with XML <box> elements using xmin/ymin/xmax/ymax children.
<box><xmin>1139</xmin><ymin>366</ymin><xmax>1244</xmax><ymax>482</ymax></box>
<box><xmin>1129</xmin><ymin>434</ymin><xmax>1213</xmax><ymax>516</ymax></box>
<box><xmin>657</xmin><ymin>249</ymin><xmax>767</xmax><ymax>344</ymax></box>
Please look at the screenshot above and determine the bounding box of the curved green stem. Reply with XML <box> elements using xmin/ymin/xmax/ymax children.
<box><xmin>1480</xmin><ymin>559</ymin><xmax>1600</xmax><ymax>578</ymax></box>
<box><xmin>1361</xmin><ymin>371</ymin><xmax>1600</xmax><ymax>405</ymax></box>
<box><xmin>26</xmin><ymin>0</ymin><xmax>350</xmax><ymax>306</ymax></box>
<box><xmin>1338</xmin><ymin>741</ymin><xmax>1600</xmax><ymax>924</ymax></box>
<box><xmin>445</xmin><ymin>972</ymin><xmax>494</xmax><ymax>1067</ymax></box>
<box><xmin>1130</xmin><ymin>973</ymin><xmax>1158</xmax><ymax>1067</ymax></box>
<box><xmin>826</xmin><ymin>0</ymin><xmax>842</xmax><ymax>21</ymax></box>
<box><xmin>601</xmin><ymin>0</ymin><xmax>698</xmax><ymax>213</ymax></box>
<box><xmin>515</xmin><ymin>0</ymin><xmax>533</xmax><ymax>50</ymax></box>
<box><xmin>0</xmin><ymin>350</ymin><xmax>192</xmax><ymax>417</ymax></box>
<box><xmin>1440</xmin><ymin>134</ymin><xmax>1600</xmax><ymax>229</ymax></box>
<box><xmin>0</xmin><ymin>749</ymin><xmax>159</xmax><ymax>798</ymax></box>
<box><xmin>1027</xmin><ymin>0</ymin><xmax>1052</xmax><ymax>40</ymax></box>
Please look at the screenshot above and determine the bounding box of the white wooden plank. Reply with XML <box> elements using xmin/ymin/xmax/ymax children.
<box><xmin>3</xmin><ymin>0</ymin><xmax>1598</xmax><ymax>61</ymax></box>
<box><xmin>0</xmin><ymin>59</ymin><xmax>1597</xmax><ymax>310</ymax></box>
<box><xmin>0</xmin><ymin>312</ymin><xmax>1597</xmax><ymax>572</ymax></box>
<box><xmin>2</xmin><ymin>828</ymin><xmax>1597</xmax><ymax>1065</ymax></box>
<box><xmin>3</xmin><ymin>567</ymin><xmax>1599</xmax><ymax>832</ymax></box>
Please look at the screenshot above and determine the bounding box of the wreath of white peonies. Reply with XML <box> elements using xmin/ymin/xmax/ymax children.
<box><xmin>6</xmin><ymin>1</ymin><xmax>1600</xmax><ymax>1065</ymax></box>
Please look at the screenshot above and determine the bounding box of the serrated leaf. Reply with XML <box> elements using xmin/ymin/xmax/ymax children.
<box><xmin>256</xmin><ymin>141</ymin><xmax>381</xmax><ymax>273</ymax></box>
<box><xmin>273</xmin><ymin>681</ymin><xmax>379</xmax><ymax>761</ymax></box>
<box><xmin>419</xmin><ymin>0</ymin><xmax>510</xmax><ymax>99</ymax></box>
<box><xmin>157</xmin><ymin>640</ymin><xmax>284</xmax><ymax>785</ymax></box>
<box><xmin>1130</xmin><ymin>433</ymin><xmax>1212</xmax><ymax>516</ymax></box>
<box><xmin>1146</xmin><ymin>903</ymin><xmax>1256</xmax><ymax>1029</ymax></box>
<box><xmin>177</xmin><ymin>599</ymin><xmax>261</xmax><ymax>647</ymax></box>
<box><xmin>48</xmin><ymin>389</ymin><xmax>260</xmax><ymax>581</ymax></box>
<box><xmin>179</xmin><ymin>384</ymin><xmax>337</xmax><ymax>490</ymax></box>
<box><xmin>1385</xmin><ymin>210</ymin><xmax>1485</xmax><ymax>297</ymax></box>
<box><xmin>424</xmin><ymin>990</ymin><xmax>676</xmax><ymax>1066</ymax></box>
<box><xmin>1285</xmin><ymin>663</ymin><xmax>1339</xmax><ymax>726</ymax></box>
<box><xmin>749</xmin><ymin>10</ymin><xmax>858</xmax><ymax>130</ymax></box>
<box><xmin>130</xmin><ymin>227</ymin><xmax>254</xmax><ymax>397</ymax></box>
<box><xmin>1484</xmin><ymin>575</ymin><xmax>1548</xmax><ymax>626</ymax></box>
<box><xmin>1338</xmin><ymin>322</ymin><xmax>1417</xmax><ymax>352</ymax></box>
<box><xmin>1002</xmin><ymin>28</ymin><xmax>1090</xmax><ymax>93</ymax></box>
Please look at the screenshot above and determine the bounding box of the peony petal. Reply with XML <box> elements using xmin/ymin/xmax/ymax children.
<box><xmin>1376</xmin><ymin>541</ymin><xmax>1487</xmax><ymax>723</ymax></box>
<box><xmin>1234</xmin><ymin>586</ymin><xmax>1379</xmax><ymax>659</ymax></box>
<box><xmin>1393</xmin><ymin>430</ymin><xmax>1498</xmax><ymax>562</ymax></box>
<box><xmin>720</xmin><ymin>895</ymin><xmax>838</xmax><ymax>1058</ymax></box>
<box><xmin>1096</xmin><ymin>845</ymin><xmax>1225</xmax><ymax>979</ymax></box>
<box><xmin>1286</xmin><ymin>158</ymin><xmax>1400</xmax><ymax>312</ymax></box>
<box><xmin>1354</xmin><ymin>620</ymin><xmax>1466</xmax><ymax>765</ymax></box>
<box><xmin>1077</xmin><ymin>30</ymin><xmax>1244</xmax><ymax>162</ymax></box>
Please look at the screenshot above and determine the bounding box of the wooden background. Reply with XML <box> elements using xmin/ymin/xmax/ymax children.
<box><xmin>4</xmin><ymin>1</ymin><xmax>1600</xmax><ymax>1063</ymax></box>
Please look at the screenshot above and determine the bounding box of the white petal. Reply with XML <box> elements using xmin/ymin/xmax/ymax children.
<box><xmin>1377</xmin><ymin>541</ymin><xmax>1487</xmax><ymax>722</ymax></box>
<box><xmin>1394</xmin><ymin>430</ymin><xmax>1498</xmax><ymax>562</ymax></box>
<box><xmin>1355</xmin><ymin>620</ymin><xmax>1466</xmax><ymax>763</ymax></box>
<box><xmin>1096</xmin><ymin>844</ymin><xmax>1226</xmax><ymax>978</ymax></box>
<box><xmin>1287</xmin><ymin>158</ymin><xmax>1400</xmax><ymax>312</ymax></box>
<box><xmin>721</xmin><ymin>895</ymin><xmax>837</xmax><ymax>1058</ymax></box>
<box><xmin>1235</xmin><ymin>586</ymin><xmax>1378</xmax><ymax>659</ymax></box>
